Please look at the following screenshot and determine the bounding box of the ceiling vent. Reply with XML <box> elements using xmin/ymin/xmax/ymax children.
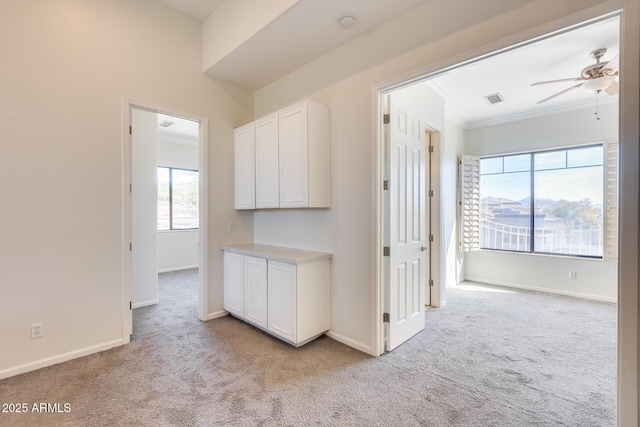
<box><xmin>484</xmin><ymin>93</ymin><xmax>505</xmax><ymax>105</ymax></box>
<box><xmin>159</xmin><ymin>120</ymin><xmax>174</xmax><ymax>127</ymax></box>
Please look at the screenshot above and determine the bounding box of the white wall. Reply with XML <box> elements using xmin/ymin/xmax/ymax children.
<box><xmin>158</xmin><ymin>230</ymin><xmax>199</xmax><ymax>272</ymax></box>
<box><xmin>463</xmin><ymin>103</ymin><xmax>618</xmax><ymax>301</ymax></box>
<box><xmin>253</xmin><ymin>0</ymin><xmax>614</xmax><ymax>353</ymax></box>
<box><xmin>157</xmin><ymin>139</ymin><xmax>200</xmax><ymax>273</ymax></box>
<box><xmin>0</xmin><ymin>0</ymin><xmax>253</xmax><ymax>378</ymax></box>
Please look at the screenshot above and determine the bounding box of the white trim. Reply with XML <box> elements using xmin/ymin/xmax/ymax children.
<box><xmin>463</xmin><ymin>277</ymin><xmax>617</xmax><ymax>303</ymax></box>
<box><xmin>325</xmin><ymin>331</ymin><xmax>373</xmax><ymax>355</ymax></box>
<box><xmin>132</xmin><ymin>299</ymin><xmax>159</xmax><ymax>309</ymax></box>
<box><xmin>198</xmin><ymin>118</ymin><xmax>209</xmax><ymax>322</ymax></box>
<box><xmin>0</xmin><ymin>339</ymin><xmax>123</xmax><ymax>381</ymax></box>
<box><xmin>205</xmin><ymin>310</ymin><xmax>228</xmax><ymax>321</ymax></box>
<box><xmin>158</xmin><ymin>265</ymin><xmax>199</xmax><ymax>274</ymax></box>
<box><xmin>617</xmin><ymin>0</ymin><xmax>639</xmax><ymax>423</ymax></box>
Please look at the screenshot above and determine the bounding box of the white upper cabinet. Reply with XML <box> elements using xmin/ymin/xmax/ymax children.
<box><xmin>233</xmin><ymin>100</ymin><xmax>330</xmax><ymax>210</ymax></box>
<box><xmin>233</xmin><ymin>123</ymin><xmax>255</xmax><ymax>210</ymax></box>
<box><xmin>279</xmin><ymin>100</ymin><xmax>330</xmax><ymax>208</ymax></box>
<box><xmin>254</xmin><ymin>113</ymin><xmax>279</xmax><ymax>209</ymax></box>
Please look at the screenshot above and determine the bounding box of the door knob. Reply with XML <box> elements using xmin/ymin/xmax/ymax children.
<box><xmin>420</xmin><ymin>245</ymin><xmax>427</xmax><ymax>252</ymax></box>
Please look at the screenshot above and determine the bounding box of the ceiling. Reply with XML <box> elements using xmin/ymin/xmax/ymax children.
<box><xmin>153</xmin><ymin>0</ymin><xmax>224</xmax><ymax>21</ymax></box>
<box><xmin>202</xmin><ymin>0</ymin><xmax>426</xmax><ymax>90</ymax></box>
<box><xmin>151</xmin><ymin>0</ymin><xmax>619</xmax><ymax>129</ymax></box>
<box><xmin>430</xmin><ymin>16</ymin><xmax>620</xmax><ymax>128</ymax></box>
<box><xmin>157</xmin><ymin>114</ymin><xmax>199</xmax><ymax>145</ymax></box>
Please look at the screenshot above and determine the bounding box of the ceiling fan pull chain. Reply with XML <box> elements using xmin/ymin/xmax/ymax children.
<box><xmin>595</xmin><ymin>90</ymin><xmax>601</xmax><ymax>120</ymax></box>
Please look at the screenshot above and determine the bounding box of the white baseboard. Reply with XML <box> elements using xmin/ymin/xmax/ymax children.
<box><xmin>325</xmin><ymin>331</ymin><xmax>373</xmax><ymax>355</ymax></box>
<box><xmin>0</xmin><ymin>339</ymin><xmax>123</xmax><ymax>380</ymax></box>
<box><xmin>204</xmin><ymin>310</ymin><xmax>228</xmax><ymax>321</ymax></box>
<box><xmin>158</xmin><ymin>265</ymin><xmax>198</xmax><ymax>273</ymax></box>
<box><xmin>463</xmin><ymin>276</ymin><xmax>617</xmax><ymax>303</ymax></box>
<box><xmin>132</xmin><ymin>299</ymin><xmax>159</xmax><ymax>309</ymax></box>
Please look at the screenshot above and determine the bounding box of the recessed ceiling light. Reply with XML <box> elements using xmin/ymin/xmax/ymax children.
<box><xmin>159</xmin><ymin>120</ymin><xmax>174</xmax><ymax>127</ymax></box>
<box><xmin>339</xmin><ymin>16</ymin><xmax>356</xmax><ymax>29</ymax></box>
<box><xmin>484</xmin><ymin>93</ymin><xmax>505</xmax><ymax>105</ymax></box>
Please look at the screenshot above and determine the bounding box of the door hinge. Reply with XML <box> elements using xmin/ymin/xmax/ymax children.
<box><xmin>429</xmin><ymin>190</ymin><xmax>434</xmax><ymax>197</ymax></box>
<box><xmin>429</xmin><ymin>235</ymin><xmax>434</xmax><ymax>242</ymax></box>
<box><xmin>383</xmin><ymin>114</ymin><xmax>390</xmax><ymax>124</ymax></box>
<box><xmin>129</xmin><ymin>242</ymin><xmax>132</xmax><ymax>251</ymax></box>
<box><xmin>129</xmin><ymin>125</ymin><xmax>132</xmax><ymax>135</ymax></box>
<box><xmin>429</xmin><ymin>279</ymin><xmax>434</xmax><ymax>287</ymax></box>
<box><xmin>429</xmin><ymin>145</ymin><xmax>434</xmax><ymax>153</ymax></box>
<box><xmin>383</xmin><ymin>312</ymin><xmax>390</xmax><ymax>323</ymax></box>
<box><xmin>129</xmin><ymin>301</ymin><xmax>132</xmax><ymax>310</ymax></box>
<box><xmin>129</xmin><ymin>183</ymin><xmax>132</xmax><ymax>193</ymax></box>
<box><xmin>383</xmin><ymin>247</ymin><xmax>390</xmax><ymax>257</ymax></box>
<box><xmin>383</xmin><ymin>180</ymin><xmax>389</xmax><ymax>190</ymax></box>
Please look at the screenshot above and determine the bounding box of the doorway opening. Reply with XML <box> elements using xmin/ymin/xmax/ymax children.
<box><xmin>376</xmin><ymin>13</ymin><xmax>620</xmax><ymax>355</ymax></box>
<box><xmin>375</xmin><ymin>12</ymin><xmax>621</xmax><ymax>419</ymax></box>
<box><xmin>122</xmin><ymin>101</ymin><xmax>208</xmax><ymax>340</ymax></box>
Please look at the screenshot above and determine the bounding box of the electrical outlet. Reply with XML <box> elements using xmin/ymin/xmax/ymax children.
<box><xmin>569</xmin><ymin>271</ymin><xmax>577</xmax><ymax>280</ymax></box>
<box><xmin>227</xmin><ymin>222</ymin><xmax>234</xmax><ymax>232</ymax></box>
<box><xmin>31</xmin><ymin>323</ymin><xmax>43</xmax><ymax>339</ymax></box>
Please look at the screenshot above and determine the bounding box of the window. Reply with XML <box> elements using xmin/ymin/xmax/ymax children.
<box><xmin>158</xmin><ymin>167</ymin><xmax>199</xmax><ymax>230</ymax></box>
<box><xmin>461</xmin><ymin>143</ymin><xmax>618</xmax><ymax>259</ymax></box>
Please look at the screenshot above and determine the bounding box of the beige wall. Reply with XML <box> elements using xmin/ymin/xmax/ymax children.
<box><xmin>2</xmin><ymin>5</ymin><xmax>637</xmax><ymax>421</ymax></box>
<box><xmin>0</xmin><ymin>0</ymin><xmax>253</xmax><ymax>377</ymax></box>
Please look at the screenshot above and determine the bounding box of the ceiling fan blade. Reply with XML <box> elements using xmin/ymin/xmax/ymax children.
<box><xmin>602</xmin><ymin>55</ymin><xmax>619</xmax><ymax>74</ymax></box>
<box><xmin>536</xmin><ymin>82</ymin><xmax>585</xmax><ymax>104</ymax></box>
<box><xmin>605</xmin><ymin>80</ymin><xmax>619</xmax><ymax>95</ymax></box>
<box><xmin>531</xmin><ymin>77</ymin><xmax>584</xmax><ymax>86</ymax></box>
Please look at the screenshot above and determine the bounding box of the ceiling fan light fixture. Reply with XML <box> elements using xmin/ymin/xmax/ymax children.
<box><xmin>582</xmin><ymin>75</ymin><xmax>616</xmax><ymax>92</ymax></box>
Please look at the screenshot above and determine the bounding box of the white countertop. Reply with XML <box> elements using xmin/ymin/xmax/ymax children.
<box><xmin>222</xmin><ymin>243</ymin><xmax>332</xmax><ymax>264</ymax></box>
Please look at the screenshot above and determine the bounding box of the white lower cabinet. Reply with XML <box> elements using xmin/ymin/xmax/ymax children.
<box><xmin>267</xmin><ymin>261</ymin><xmax>297</xmax><ymax>343</ymax></box>
<box><xmin>244</xmin><ymin>256</ymin><xmax>268</xmax><ymax>329</ymax></box>
<box><xmin>222</xmin><ymin>244</ymin><xmax>331</xmax><ymax>347</ymax></box>
<box><xmin>223</xmin><ymin>252</ymin><xmax>245</xmax><ymax>318</ymax></box>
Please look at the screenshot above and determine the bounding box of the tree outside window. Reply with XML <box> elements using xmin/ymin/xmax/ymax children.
<box><xmin>157</xmin><ymin>166</ymin><xmax>199</xmax><ymax>231</ymax></box>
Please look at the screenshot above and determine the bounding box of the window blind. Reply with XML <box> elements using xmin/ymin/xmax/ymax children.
<box><xmin>459</xmin><ymin>155</ymin><xmax>481</xmax><ymax>252</ymax></box>
<box><xmin>605</xmin><ymin>141</ymin><xmax>619</xmax><ymax>260</ymax></box>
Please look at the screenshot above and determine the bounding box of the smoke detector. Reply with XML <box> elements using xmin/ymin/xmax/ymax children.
<box><xmin>339</xmin><ymin>16</ymin><xmax>356</xmax><ymax>29</ymax></box>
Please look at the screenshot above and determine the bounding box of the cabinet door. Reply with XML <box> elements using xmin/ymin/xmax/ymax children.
<box><xmin>278</xmin><ymin>103</ymin><xmax>308</xmax><ymax>208</ymax></box>
<box><xmin>255</xmin><ymin>114</ymin><xmax>279</xmax><ymax>209</ymax></box>
<box><xmin>267</xmin><ymin>261</ymin><xmax>297</xmax><ymax>343</ymax></box>
<box><xmin>244</xmin><ymin>256</ymin><xmax>268</xmax><ymax>329</ymax></box>
<box><xmin>234</xmin><ymin>124</ymin><xmax>255</xmax><ymax>210</ymax></box>
<box><xmin>223</xmin><ymin>252</ymin><xmax>245</xmax><ymax>318</ymax></box>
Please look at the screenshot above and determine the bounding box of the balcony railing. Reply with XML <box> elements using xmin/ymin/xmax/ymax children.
<box><xmin>480</xmin><ymin>218</ymin><xmax>603</xmax><ymax>257</ymax></box>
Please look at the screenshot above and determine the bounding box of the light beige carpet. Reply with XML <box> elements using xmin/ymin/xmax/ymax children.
<box><xmin>0</xmin><ymin>270</ymin><xmax>616</xmax><ymax>426</ymax></box>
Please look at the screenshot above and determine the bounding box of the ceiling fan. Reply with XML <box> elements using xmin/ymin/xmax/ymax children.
<box><xmin>531</xmin><ymin>48</ymin><xmax>619</xmax><ymax>104</ymax></box>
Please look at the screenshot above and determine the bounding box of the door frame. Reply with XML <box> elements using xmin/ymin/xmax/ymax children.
<box><xmin>122</xmin><ymin>99</ymin><xmax>209</xmax><ymax>342</ymax></box>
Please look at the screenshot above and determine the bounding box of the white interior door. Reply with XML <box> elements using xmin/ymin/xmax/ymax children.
<box><xmin>387</xmin><ymin>92</ymin><xmax>427</xmax><ymax>351</ymax></box>
<box><xmin>131</xmin><ymin>108</ymin><xmax>159</xmax><ymax>309</ymax></box>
